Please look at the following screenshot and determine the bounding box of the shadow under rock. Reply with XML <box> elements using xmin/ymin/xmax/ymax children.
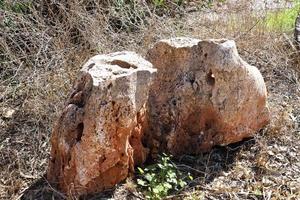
<box><xmin>21</xmin><ymin>176</ymin><xmax>66</xmax><ymax>200</ymax></box>
<box><xmin>21</xmin><ymin>176</ymin><xmax>120</xmax><ymax>200</ymax></box>
<box><xmin>175</xmin><ymin>137</ymin><xmax>257</xmax><ymax>186</ymax></box>
<box><xmin>21</xmin><ymin>137</ymin><xmax>257</xmax><ymax>200</ymax></box>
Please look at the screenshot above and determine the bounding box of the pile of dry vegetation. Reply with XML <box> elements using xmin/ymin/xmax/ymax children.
<box><xmin>0</xmin><ymin>0</ymin><xmax>299</xmax><ymax>199</ymax></box>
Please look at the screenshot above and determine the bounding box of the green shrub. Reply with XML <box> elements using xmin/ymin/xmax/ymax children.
<box><xmin>265</xmin><ymin>0</ymin><xmax>300</xmax><ymax>32</ymax></box>
<box><xmin>137</xmin><ymin>154</ymin><xmax>193</xmax><ymax>200</ymax></box>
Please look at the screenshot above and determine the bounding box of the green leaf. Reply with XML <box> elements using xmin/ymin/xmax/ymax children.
<box><xmin>188</xmin><ymin>172</ymin><xmax>194</xmax><ymax>180</ymax></box>
<box><xmin>178</xmin><ymin>180</ymin><xmax>187</xmax><ymax>188</ymax></box>
<box><xmin>167</xmin><ymin>171</ymin><xmax>176</xmax><ymax>178</ymax></box>
<box><xmin>137</xmin><ymin>167</ymin><xmax>144</xmax><ymax>174</ymax></box>
<box><xmin>137</xmin><ymin>179</ymin><xmax>147</xmax><ymax>186</ymax></box>
<box><xmin>163</xmin><ymin>182</ymin><xmax>172</xmax><ymax>189</ymax></box>
<box><xmin>145</xmin><ymin>173</ymin><xmax>154</xmax><ymax>182</ymax></box>
<box><xmin>157</xmin><ymin>163</ymin><xmax>163</xmax><ymax>169</ymax></box>
<box><xmin>153</xmin><ymin>184</ymin><xmax>165</xmax><ymax>193</ymax></box>
<box><xmin>152</xmin><ymin>187</ymin><xmax>159</xmax><ymax>194</ymax></box>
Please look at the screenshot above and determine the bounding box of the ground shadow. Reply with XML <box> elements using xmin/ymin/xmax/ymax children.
<box><xmin>174</xmin><ymin>137</ymin><xmax>256</xmax><ymax>185</ymax></box>
<box><xmin>21</xmin><ymin>137</ymin><xmax>256</xmax><ymax>200</ymax></box>
<box><xmin>21</xmin><ymin>177</ymin><xmax>65</xmax><ymax>200</ymax></box>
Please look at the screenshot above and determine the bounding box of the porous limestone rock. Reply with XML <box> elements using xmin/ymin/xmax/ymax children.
<box><xmin>145</xmin><ymin>37</ymin><xmax>270</xmax><ymax>156</ymax></box>
<box><xmin>48</xmin><ymin>38</ymin><xmax>270</xmax><ymax>196</ymax></box>
<box><xmin>47</xmin><ymin>51</ymin><xmax>156</xmax><ymax>196</ymax></box>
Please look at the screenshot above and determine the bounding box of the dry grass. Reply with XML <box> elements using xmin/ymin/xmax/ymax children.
<box><xmin>0</xmin><ymin>0</ymin><xmax>299</xmax><ymax>199</ymax></box>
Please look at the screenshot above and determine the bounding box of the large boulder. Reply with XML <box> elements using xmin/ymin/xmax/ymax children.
<box><xmin>145</xmin><ymin>37</ymin><xmax>270</xmax><ymax>156</ymax></box>
<box><xmin>47</xmin><ymin>51</ymin><xmax>156</xmax><ymax>196</ymax></box>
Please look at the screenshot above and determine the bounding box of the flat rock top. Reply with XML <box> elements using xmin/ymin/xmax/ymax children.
<box><xmin>82</xmin><ymin>51</ymin><xmax>155</xmax><ymax>86</ymax></box>
<box><xmin>158</xmin><ymin>37</ymin><xmax>234</xmax><ymax>49</ymax></box>
<box><xmin>160</xmin><ymin>37</ymin><xmax>200</xmax><ymax>48</ymax></box>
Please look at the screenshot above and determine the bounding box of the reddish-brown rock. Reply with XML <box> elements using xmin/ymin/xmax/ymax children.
<box><xmin>145</xmin><ymin>38</ymin><xmax>270</xmax><ymax>156</ymax></box>
<box><xmin>47</xmin><ymin>51</ymin><xmax>156</xmax><ymax>196</ymax></box>
<box><xmin>47</xmin><ymin>38</ymin><xmax>270</xmax><ymax>196</ymax></box>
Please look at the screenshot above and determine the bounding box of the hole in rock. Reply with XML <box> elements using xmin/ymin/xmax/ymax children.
<box><xmin>161</xmin><ymin>124</ymin><xmax>172</xmax><ymax>134</ymax></box>
<box><xmin>205</xmin><ymin>122</ymin><xmax>212</xmax><ymax>131</ymax></box>
<box><xmin>76</xmin><ymin>123</ymin><xmax>84</xmax><ymax>142</ymax></box>
<box><xmin>171</xmin><ymin>99</ymin><xmax>177</xmax><ymax>106</ymax></box>
<box><xmin>206</xmin><ymin>70</ymin><xmax>215</xmax><ymax>86</ymax></box>
<box><xmin>110</xmin><ymin>60</ymin><xmax>137</xmax><ymax>69</ymax></box>
<box><xmin>67</xmin><ymin>155</ymin><xmax>72</xmax><ymax>165</ymax></box>
<box><xmin>87</xmin><ymin>63</ymin><xmax>95</xmax><ymax>69</ymax></box>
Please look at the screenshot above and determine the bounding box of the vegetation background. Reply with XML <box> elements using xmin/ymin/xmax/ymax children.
<box><xmin>0</xmin><ymin>0</ymin><xmax>299</xmax><ymax>199</ymax></box>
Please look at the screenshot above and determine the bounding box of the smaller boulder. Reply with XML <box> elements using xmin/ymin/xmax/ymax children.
<box><xmin>47</xmin><ymin>51</ymin><xmax>156</xmax><ymax>196</ymax></box>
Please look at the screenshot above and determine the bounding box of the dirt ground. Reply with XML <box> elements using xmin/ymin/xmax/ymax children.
<box><xmin>0</xmin><ymin>0</ymin><xmax>299</xmax><ymax>199</ymax></box>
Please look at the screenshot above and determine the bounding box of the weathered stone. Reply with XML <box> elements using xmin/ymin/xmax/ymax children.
<box><xmin>145</xmin><ymin>37</ymin><xmax>270</xmax><ymax>156</ymax></box>
<box><xmin>47</xmin><ymin>51</ymin><xmax>156</xmax><ymax>196</ymax></box>
<box><xmin>48</xmin><ymin>38</ymin><xmax>270</xmax><ymax>196</ymax></box>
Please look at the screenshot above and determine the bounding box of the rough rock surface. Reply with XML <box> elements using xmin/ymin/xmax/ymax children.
<box><xmin>48</xmin><ymin>37</ymin><xmax>270</xmax><ymax>196</ymax></box>
<box><xmin>47</xmin><ymin>51</ymin><xmax>156</xmax><ymax>196</ymax></box>
<box><xmin>145</xmin><ymin>37</ymin><xmax>270</xmax><ymax>156</ymax></box>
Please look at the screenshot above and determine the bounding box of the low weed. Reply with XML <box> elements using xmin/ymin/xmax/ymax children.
<box><xmin>137</xmin><ymin>154</ymin><xmax>193</xmax><ymax>199</ymax></box>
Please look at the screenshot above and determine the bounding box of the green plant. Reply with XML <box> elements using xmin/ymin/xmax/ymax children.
<box><xmin>0</xmin><ymin>0</ymin><xmax>32</xmax><ymax>14</ymax></box>
<box><xmin>153</xmin><ymin>0</ymin><xmax>165</xmax><ymax>7</ymax></box>
<box><xmin>152</xmin><ymin>0</ymin><xmax>185</xmax><ymax>8</ymax></box>
<box><xmin>264</xmin><ymin>0</ymin><xmax>300</xmax><ymax>31</ymax></box>
<box><xmin>137</xmin><ymin>154</ymin><xmax>193</xmax><ymax>199</ymax></box>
